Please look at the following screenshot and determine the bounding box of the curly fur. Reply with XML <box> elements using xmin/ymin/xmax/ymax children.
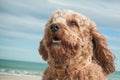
<box><xmin>38</xmin><ymin>10</ymin><xmax>115</xmax><ymax>80</ymax></box>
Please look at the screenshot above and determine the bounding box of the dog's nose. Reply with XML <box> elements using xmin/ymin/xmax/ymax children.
<box><xmin>50</xmin><ymin>24</ymin><xmax>60</xmax><ymax>32</ymax></box>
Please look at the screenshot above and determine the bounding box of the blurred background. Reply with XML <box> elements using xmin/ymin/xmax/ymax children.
<box><xmin>0</xmin><ymin>0</ymin><xmax>120</xmax><ymax>79</ymax></box>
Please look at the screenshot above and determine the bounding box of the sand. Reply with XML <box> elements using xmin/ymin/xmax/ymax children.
<box><xmin>0</xmin><ymin>75</ymin><xmax>42</xmax><ymax>80</ymax></box>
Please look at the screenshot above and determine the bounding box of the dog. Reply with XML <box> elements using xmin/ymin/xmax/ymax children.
<box><xmin>38</xmin><ymin>9</ymin><xmax>115</xmax><ymax>80</ymax></box>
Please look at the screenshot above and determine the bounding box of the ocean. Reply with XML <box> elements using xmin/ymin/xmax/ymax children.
<box><xmin>0</xmin><ymin>59</ymin><xmax>119</xmax><ymax>80</ymax></box>
<box><xmin>0</xmin><ymin>59</ymin><xmax>47</xmax><ymax>78</ymax></box>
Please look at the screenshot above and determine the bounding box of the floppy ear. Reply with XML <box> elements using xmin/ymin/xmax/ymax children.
<box><xmin>91</xmin><ymin>24</ymin><xmax>115</xmax><ymax>74</ymax></box>
<box><xmin>38</xmin><ymin>39</ymin><xmax>48</xmax><ymax>61</ymax></box>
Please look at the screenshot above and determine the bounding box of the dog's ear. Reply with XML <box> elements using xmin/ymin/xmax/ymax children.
<box><xmin>38</xmin><ymin>39</ymin><xmax>48</xmax><ymax>61</ymax></box>
<box><xmin>90</xmin><ymin>23</ymin><xmax>115</xmax><ymax>74</ymax></box>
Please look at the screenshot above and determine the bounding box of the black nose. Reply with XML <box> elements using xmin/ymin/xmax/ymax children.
<box><xmin>50</xmin><ymin>24</ymin><xmax>60</xmax><ymax>32</ymax></box>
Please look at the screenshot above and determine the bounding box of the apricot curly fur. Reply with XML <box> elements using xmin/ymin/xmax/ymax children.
<box><xmin>38</xmin><ymin>10</ymin><xmax>115</xmax><ymax>80</ymax></box>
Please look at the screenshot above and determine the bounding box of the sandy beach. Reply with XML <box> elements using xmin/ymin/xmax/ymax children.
<box><xmin>0</xmin><ymin>75</ymin><xmax>42</xmax><ymax>80</ymax></box>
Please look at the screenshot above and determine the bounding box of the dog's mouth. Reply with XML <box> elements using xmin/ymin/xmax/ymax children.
<box><xmin>52</xmin><ymin>36</ymin><xmax>61</xmax><ymax>45</ymax></box>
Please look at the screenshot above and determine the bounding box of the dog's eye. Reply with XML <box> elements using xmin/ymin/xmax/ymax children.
<box><xmin>69</xmin><ymin>21</ymin><xmax>78</xmax><ymax>27</ymax></box>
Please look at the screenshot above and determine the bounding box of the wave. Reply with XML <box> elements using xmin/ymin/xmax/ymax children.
<box><xmin>0</xmin><ymin>68</ymin><xmax>43</xmax><ymax>77</ymax></box>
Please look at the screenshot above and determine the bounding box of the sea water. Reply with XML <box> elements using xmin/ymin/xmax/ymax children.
<box><xmin>0</xmin><ymin>59</ymin><xmax>47</xmax><ymax>77</ymax></box>
<box><xmin>0</xmin><ymin>59</ymin><xmax>119</xmax><ymax>80</ymax></box>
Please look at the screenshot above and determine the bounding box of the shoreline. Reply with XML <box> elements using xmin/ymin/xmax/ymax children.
<box><xmin>0</xmin><ymin>75</ymin><xmax>42</xmax><ymax>80</ymax></box>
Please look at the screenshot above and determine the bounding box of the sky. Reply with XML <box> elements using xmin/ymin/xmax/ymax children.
<box><xmin>0</xmin><ymin>0</ymin><xmax>120</xmax><ymax>71</ymax></box>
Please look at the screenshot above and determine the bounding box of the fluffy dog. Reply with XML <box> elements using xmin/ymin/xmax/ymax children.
<box><xmin>39</xmin><ymin>10</ymin><xmax>115</xmax><ymax>80</ymax></box>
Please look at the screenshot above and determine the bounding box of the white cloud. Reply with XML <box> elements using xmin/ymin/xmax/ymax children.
<box><xmin>0</xmin><ymin>29</ymin><xmax>42</xmax><ymax>41</ymax></box>
<box><xmin>0</xmin><ymin>45</ymin><xmax>30</xmax><ymax>53</ymax></box>
<box><xmin>0</xmin><ymin>0</ymin><xmax>56</xmax><ymax>16</ymax></box>
<box><xmin>105</xmin><ymin>35</ymin><xmax>120</xmax><ymax>42</ymax></box>
<box><xmin>0</xmin><ymin>0</ymin><xmax>41</xmax><ymax>15</ymax></box>
<box><xmin>0</xmin><ymin>13</ymin><xmax>46</xmax><ymax>31</ymax></box>
<box><xmin>48</xmin><ymin>0</ymin><xmax>70</xmax><ymax>6</ymax></box>
<box><xmin>0</xmin><ymin>13</ymin><xmax>45</xmax><ymax>41</ymax></box>
<box><xmin>109</xmin><ymin>46</ymin><xmax>120</xmax><ymax>51</ymax></box>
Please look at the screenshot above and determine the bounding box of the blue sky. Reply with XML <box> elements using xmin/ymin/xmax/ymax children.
<box><xmin>0</xmin><ymin>0</ymin><xmax>120</xmax><ymax>71</ymax></box>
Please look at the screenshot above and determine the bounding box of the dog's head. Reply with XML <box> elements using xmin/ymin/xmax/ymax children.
<box><xmin>39</xmin><ymin>10</ymin><xmax>115</xmax><ymax>74</ymax></box>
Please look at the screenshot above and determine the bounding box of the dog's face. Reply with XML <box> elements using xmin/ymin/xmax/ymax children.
<box><xmin>40</xmin><ymin>10</ymin><xmax>93</xmax><ymax>64</ymax></box>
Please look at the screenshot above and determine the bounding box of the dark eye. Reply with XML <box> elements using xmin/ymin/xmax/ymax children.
<box><xmin>70</xmin><ymin>21</ymin><xmax>78</xmax><ymax>27</ymax></box>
